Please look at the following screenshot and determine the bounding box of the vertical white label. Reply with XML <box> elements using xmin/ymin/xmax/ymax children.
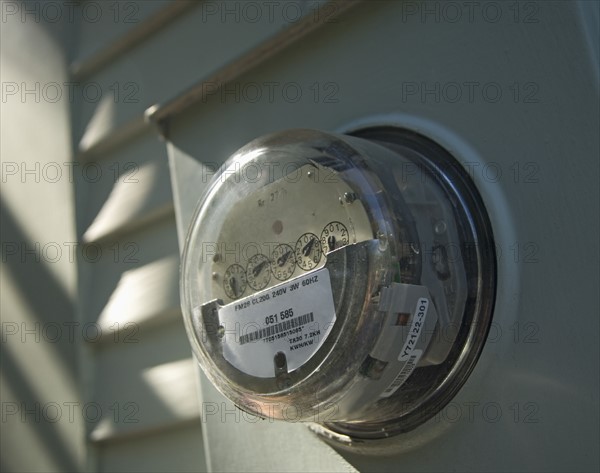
<box><xmin>380</xmin><ymin>297</ymin><xmax>430</xmax><ymax>398</ymax></box>
<box><xmin>380</xmin><ymin>350</ymin><xmax>424</xmax><ymax>398</ymax></box>
<box><xmin>399</xmin><ymin>298</ymin><xmax>429</xmax><ymax>361</ymax></box>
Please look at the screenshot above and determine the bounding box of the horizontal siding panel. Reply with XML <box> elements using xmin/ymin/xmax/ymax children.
<box><xmin>90</xmin><ymin>322</ymin><xmax>200</xmax><ymax>441</ymax></box>
<box><xmin>98</xmin><ymin>421</ymin><xmax>206</xmax><ymax>472</ymax></box>
<box><xmin>83</xmin><ymin>217</ymin><xmax>180</xmax><ymax>327</ymax></box>
<box><xmin>95</xmin><ymin>254</ymin><xmax>181</xmax><ymax>341</ymax></box>
<box><xmin>72</xmin><ymin>0</ymin><xmax>186</xmax><ymax>76</ymax></box>
<box><xmin>75</xmin><ymin>1</ymin><xmax>327</xmax><ymax>150</ymax></box>
<box><xmin>79</xmin><ymin>131</ymin><xmax>173</xmax><ymax>244</ymax></box>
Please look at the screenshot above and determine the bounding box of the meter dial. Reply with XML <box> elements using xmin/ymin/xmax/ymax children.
<box><xmin>205</xmin><ymin>161</ymin><xmax>372</xmax><ymax>304</ymax></box>
<box><xmin>295</xmin><ymin>232</ymin><xmax>322</xmax><ymax>271</ymax></box>
<box><xmin>321</xmin><ymin>221</ymin><xmax>350</xmax><ymax>254</ymax></box>
<box><xmin>246</xmin><ymin>253</ymin><xmax>271</xmax><ymax>290</ymax></box>
<box><xmin>270</xmin><ymin>244</ymin><xmax>296</xmax><ymax>281</ymax></box>
<box><xmin>223</xmin><ymin>264</ymin><xmax>247</xmax><ymax>300</ymax></box>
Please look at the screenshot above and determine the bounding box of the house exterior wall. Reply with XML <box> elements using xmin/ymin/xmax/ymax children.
<box><xmin>1</xmin><ymin>1</ymin><xmax>598</xmax><ymax>472</ymax></box>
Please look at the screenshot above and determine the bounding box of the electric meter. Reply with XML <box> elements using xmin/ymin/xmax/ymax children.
<box><xmin>181</xmin><ymin>127</ymin><xmax>496</xmax><ymax>445</ymax></box>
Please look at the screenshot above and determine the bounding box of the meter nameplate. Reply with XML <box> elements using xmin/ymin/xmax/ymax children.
<box><xmin>218</xmin><ymin>268</ymin><xmax>336</xmax><ymax>378</ymax></box>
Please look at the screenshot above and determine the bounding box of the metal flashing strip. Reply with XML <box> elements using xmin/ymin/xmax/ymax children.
<box><xmin>145</xmin><ymin>0</ymin><xmax>362</xmax><ymax>135</ymax></box>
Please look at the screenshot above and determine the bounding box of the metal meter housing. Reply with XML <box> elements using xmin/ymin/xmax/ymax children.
<box><xmin>180</xmin><ymin>128</ymin><xmax>496</xmax><ymax>443</ymax></box>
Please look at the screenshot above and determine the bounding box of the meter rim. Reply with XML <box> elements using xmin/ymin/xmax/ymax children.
<box><xmin>313</xmin><ymin>126</ymin><xmax>498</xmax><ymax>446</ymax></box>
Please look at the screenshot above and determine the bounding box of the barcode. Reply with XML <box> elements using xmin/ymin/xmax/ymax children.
<box><xmin>381</xmin><ymin>351</ymin><xmax>421</xmax><ymax>397</ymax></box>
<box><xmin>239</xmin><ymin>312</ymin><xmax>314</xmax><ymax>345</ymax></box>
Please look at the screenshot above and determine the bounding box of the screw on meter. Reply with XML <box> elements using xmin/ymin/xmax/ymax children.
<box><xmin>181</xmin><ymin>128</ymin><xmax>496</xmax><ymax>447</ymax></box>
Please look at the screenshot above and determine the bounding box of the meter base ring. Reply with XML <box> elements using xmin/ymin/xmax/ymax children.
<box><xmin>315</xmin><ymin>127</ymin><xmax>497</xmax><ymax>444</ymax></box>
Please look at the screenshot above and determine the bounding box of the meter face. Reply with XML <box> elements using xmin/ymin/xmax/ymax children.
<box><xmin>180</xmin><ymin>128</ymin><xmax>496</xmax><ymax>447</ymax></box>
<box><xmin>208</xmin><ymin>163</ymin><xmax>373</xmax><ymax>305</ymax></box>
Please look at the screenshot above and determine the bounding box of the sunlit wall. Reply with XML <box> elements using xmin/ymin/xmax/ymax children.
<box><xmin>1</xmin><ymin>1</ymin><xmax>83</xmax><ymax>471</ymax></box>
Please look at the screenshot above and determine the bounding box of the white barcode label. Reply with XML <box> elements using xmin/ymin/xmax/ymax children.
<box><xmin>380</xmin><ymin>349</ymin><xmax>423</xmax><ymax>398</ymax></box>
<box><xmin>218</xmin><ymin>268</ymin><xmax>336</xmax><ymax>378</ymax></box>
<box><xmin>239</xmin><ymin>312</ymin><xmax>315</xmax><ymax>345</ymax></box>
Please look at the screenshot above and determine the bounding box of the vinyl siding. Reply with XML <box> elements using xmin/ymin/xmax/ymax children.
<box><xmin>72</xmin><ymin>2</ymin><xmax>332</xmax><ymax>470</ymax></box>
<box><xmin>72</xmin><ymin>2</ymin><xmax>205</xmax><ymax>471</ymax></box>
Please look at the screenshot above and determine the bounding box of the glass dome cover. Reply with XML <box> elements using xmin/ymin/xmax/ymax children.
<box><xmin>180</xmin><ymin>128</ymin><xmax>496</xmax><ymax>443</ymax></box>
